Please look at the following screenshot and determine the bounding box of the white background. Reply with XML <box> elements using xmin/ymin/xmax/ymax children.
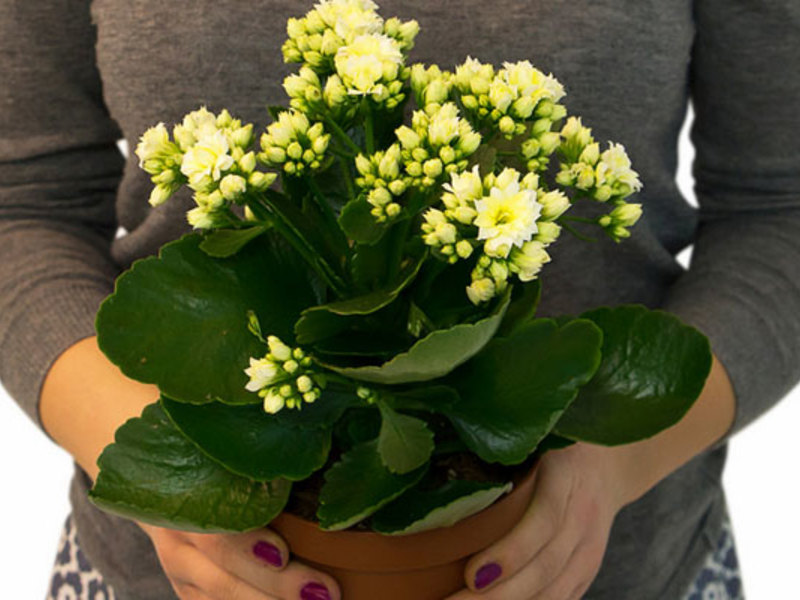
<box><xmin>1</xmin><ymin>110</ymin><xmax>798</xmax><ymax>599</ymax></box>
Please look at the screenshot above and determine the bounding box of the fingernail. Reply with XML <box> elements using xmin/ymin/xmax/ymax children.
<box><xmin>475</xmin><ymin>562</ymin><xmax>502</xmax><ymax>590</ymax></box>
<box><xmin>300</xmin><ymin>582</ymin><xmax>331</xmax><ymax>600</ymax></box>
<box><xmin>252</xmin><ymin>540</ymin><xmax>283</xmax><ymax>567</ymax></box>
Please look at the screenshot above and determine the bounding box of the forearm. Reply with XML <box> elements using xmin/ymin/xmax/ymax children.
<box><xmin>40</xmin><ymin>335</ymin><xmax>159</xmax><ymax>481</ymax></box>
<box><xmin>605</xmin><ymin>353</ymin><xmax>736</xmax><ymax>507</ymax></box>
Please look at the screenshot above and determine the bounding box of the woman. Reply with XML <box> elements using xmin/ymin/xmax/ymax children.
<box><xmin>2</xmin><ymin>1</ymin><xmax>798</xmax><ymax>599</ymax></box>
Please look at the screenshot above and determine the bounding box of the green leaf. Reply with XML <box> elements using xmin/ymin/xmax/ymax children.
<box><xmin>199</xmin><ymin>225</ymin><xmax>270</xmax><ymax>258</ymax></box>
<box><xmin>317</xmin><ymin>440</ymin><xmax>426</xmax><ymax>531</ymax></box>
<box><xmin>319</xmin><ymin>290</ymin><xmax>511</xmax><ymax>384</ymax></box>
<box><xmin>273</xmin><ymin>389</ymin><xmax>357</xmax><ymax>430</ymax></box>
<box><xmin>377</xmin><ymin>402</ymin><xmax>435</xmax><ymax>474</ymax></box>
<box><xmin>445</xmin><ymin>319</ymin><xmax>603</xmax><ymax>464</ymax></box>
<box><xmin>338</xmin><ymin>195</ymin><xmax>387</xmax><ymax>245</ymax></box>
<box><xmin>90</xmin><ymin>403</ymin><xmax>290</xmax><ymax>532</ymax></box>
<box><xmin>554</xmin><ymin>305</ymin><xmax>712</xmax><ymax>445</ymax></box>
<box><xmin>295</xmin><ymin>253</ymin><xmax>424</xmax><ymax>345</ymax></box>
<box><xmin>161</xmin><ymin>397</ymin><xmax>331</xmax><ymax>481</ymax></box>
<box><xmin>371</xmin><ymin>480</ymin><xmax>513</xmax><ymax>535</ymax></box>
<box><xmin>498</xmin><ymin>280</ymin><xmax>541</xmax><ymax>337</ymax></box>
<box><xmin>96</xmin><ymin>233</ymin><xmax>319</xmax><ymax>405</ymax></box>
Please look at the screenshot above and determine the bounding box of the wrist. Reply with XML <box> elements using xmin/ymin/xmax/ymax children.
<box><xmin>582</xmin><ymin>353</ymin><xmax>736</xmax><ymax>508</ymax></box>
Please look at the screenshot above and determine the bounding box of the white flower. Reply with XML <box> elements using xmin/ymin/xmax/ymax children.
<box><xmin>267</xmin><ymin>335</ymin><xmax>293</xmax><ymax>362</ymax></box>
<box><xmin>427</xmin><ymin>102</ymin><xmax>461</xmax><ymax>147</ymax></box>
<box><xmin>219</xmin><ymin>174</ymin><xmax>247</xmax><ymax>200</ymax></box>
<box><xmin>501</xmin><ymin>60</ymin><xmax>565</xmax><ymax>104</ymax></box>
<box><xmin>135</xmin><ymin>123</ymin><xmax>172</xmax><ymax>170</ymax></box>
<box><xmin>244</xmin><ymin>357</ymin><xmax>280</xmax><ymax>392</ymax></box>
<box><xmin>466</xmin><ymin>278</ymin><xmax>496</xmax><ymax>305</ymax></box>
<box><xmin>263</xmin><ymin>389</ymin><xmax>286</xmax><ymax>414</ymax></box>
<box><xmin>186</xmin><ymin>206</ymin><xmax>220</xmax><ymax>230</ymax></box>
<box><xmin>314</xmin><ymin>0</ymin><xmax>383</xmax><ymax>41</ymax></box>
<box><xmin>538</xmin><ymin>190</ymin><xmax>570</xmax><ymax>221</ymax></box>
<box><xmin>180</xmin><ymin>131</ymin><xmax>235</xmax><ymax>191</ymax></box>
<box><xmin>508</xmin><ymin>241</ymin><xmax>551</xmax><ymax>282</ymax></box>
<box><xmin>473</xmin><ymin>168</ymin><xmax>542</xmax><ymax>258</ymax></box>
<box><xmin>443</xmin><ymin>165</ymin><xmax>483</xmax><ymax>203</ymax></box>
<box><xmin>334</xmin><ymin>34</ymin><xmax>403</xmax><ymax>95</ymax></box>
<box><xmin>600</xmin><ymin>143</ymin><xmax>643</xmax><ymax>191</ymax></box>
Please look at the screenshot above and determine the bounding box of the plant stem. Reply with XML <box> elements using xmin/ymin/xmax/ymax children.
<box><xmin>338</xmin><ymin>156</ymin><xmax>356</xmax><ymax>199</ymax></box>
<box><xmin>247</xmin><ymin>195</ymin><xmax>349</xmax><ymax>297</ymax></box>
<box><xmin>324</xmin><ymin>116</ymin><xmax>362</xmax><ymax>156</ymax></box>
<box><xmin>560</xmin><ymin>215</ymin><xmax>598</xmax><ymax>225</ymax></box>
<box><xmin>560</xmin><ymin>222</ymin><xmax>598</xmax><ymax>243</ymax></box>
<box><xmin>305</xmin><ymin>175</ymin><xmax>349</xmax><ymax>250</ymax></box>
<box><xmin>363</xmin><ymin>101</ymin><xmax>375</xmax><ymax>155</ymax></box>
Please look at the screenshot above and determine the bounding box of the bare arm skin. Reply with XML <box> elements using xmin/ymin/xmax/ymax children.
<box><xmin>446</xmin><ymin>355</ymin><xmax>735</xmax><ymax>600</ymax></box>
<box><xmin>40</xmin><ymin>336</ymin><xmax>340</xmax><ymax>600</ymax></box>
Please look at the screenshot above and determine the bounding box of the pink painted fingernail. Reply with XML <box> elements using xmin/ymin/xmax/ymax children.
<box><xmin>475</xmin><ymin>562</ymin><xmax>502</xmax><ymax>589</ymax></box>
<box><xmin>300</xmin><ymin>582</ymin><xmax>331</xmax><ymax>600</ymax></box>
<box><xmin>252</xmin><ymin>540</ymin><xmax>283</xmax><ymax>567</ymax></box>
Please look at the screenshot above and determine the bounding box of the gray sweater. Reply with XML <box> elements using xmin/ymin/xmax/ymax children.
<box><xmin>2</xmin><ymin>1</ymin><xmax>799</xmax><ymax>598</ymax></box>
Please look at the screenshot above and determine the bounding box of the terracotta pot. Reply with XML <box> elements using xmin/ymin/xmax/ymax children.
<box><xmin>271</xmin><ymin>464</ymin><xmax>539</xmax><ymax>600</ymax></box>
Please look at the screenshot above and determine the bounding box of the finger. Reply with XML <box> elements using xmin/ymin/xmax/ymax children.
<box><xmin>462</xmin><ymin>470</ymin><xmax>576</xmax><ymax>593</ymax></box>
<box><xmin>168</xmin><ymin>541</ymin><xmax>278</xmax><ymax>599</ymax></box>
<box><xmin>531</xmin><ymin>527</ymin><xmax>608</xmax><ymax>600</ymax></box>
<box><xmin>445</xmin><ymin>525</ymin><xmax>580</xmax><ymax>600</ymax></box>
<box><xmin>187</xmin><ymin>528</ymin><xmax>290</xmax><ymax>571</ymax></box>
<box><xmin>188</xmin><ymin>530</ymin><xmax>341</xmax><ymax>600</ymax></box>
<box><xmin>171</xmin><ymin>583</ymin><xmax>214</xmax><ymax>600</ymax></box>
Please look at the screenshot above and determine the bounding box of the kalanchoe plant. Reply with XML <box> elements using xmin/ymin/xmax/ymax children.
<box><xmin>91</xmin><ymin>0</ymin><xmax>711</xmax><ymax>535</ymax></box>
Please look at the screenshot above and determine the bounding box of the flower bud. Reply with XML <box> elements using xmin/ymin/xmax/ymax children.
<box><xmin>466</xmin><ymin>278</ymin><xmax>496</xmax><ymax>305</ymax></box>
<box><xmin>220</xmin><ymin>174</ymin><xmax>247</xmax><ymax>200</ymax></box>
<box><xmin>539</xmin><ymin>190</ymin><xmax>570</xmax><ymax>221</ymax></box>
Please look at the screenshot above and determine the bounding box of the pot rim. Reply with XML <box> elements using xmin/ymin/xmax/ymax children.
<box><xmin>270</xmin><ymin>461</ymin><xmax>539</xmax><ymax>572</ymax></box>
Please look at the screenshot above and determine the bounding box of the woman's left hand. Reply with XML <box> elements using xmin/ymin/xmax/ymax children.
<box><xmin>444</xmin><ymin>442</ymin><xmax>630</xmax><ymax>600</ymax></box>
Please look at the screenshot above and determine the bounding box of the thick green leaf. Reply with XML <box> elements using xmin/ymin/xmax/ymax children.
<box><xmin>96</xmin><ymin>233</ymin><xmax>319</xmax><ymax>405</ymax></box>
<box><xmin>295</xmin><ymin>253</ymin><xmax>423</xmax><ymax>345</ymax></box>
<box><xmin>199</xmin><ymin>225</ymin><xmax>270</xmax><ymax>258</ymax></box>
<box><xmin>554</xmin><ymin>305</ymin><xmax>712</xmax><ymax>445</ymax></box>
<box><xmin>90</xmin><ymin>403</ymin><xmax>290</xmax><ymax>532</ymax></box>
<box><xmin>446</xmin><ymin>319</ymin><xmax>603</xmax><ymax>464</ymax></box>
<box><xmin>317</xmin><ymin>440</ymin><xmax>426</xmax><ymax>531</ymax></box>
<box><xmin>161</xmin><ymin>397</ymin><xmax>331</xmax><ymax>481</ymax></box>
<box><xmin>319</xmin><ymin>290</ymin><xmax>511</xmax><ymax>384</ymax></box>
<box><xmin>377</xmin><ymin>402</ymin><xmax>435</xmax><ymax>474</ymax></box>
<box><xmin>498</xmin><ymin>280</ymin><xmax>541</xmax><ymax>337</ymax></box>
<box><xmin>339</xmin><ymin>195</ymin><xmax>386</xmax><ymax>245</ymax></box>
<box><xmin>273</xmin><ymin>389</ymin><xmax>357</xmax><ymax>430</ymax></box>
<box><xmin>371</xmin><ymin>480</ymin><xmax>513</xmax><ymax>535</ymax></box>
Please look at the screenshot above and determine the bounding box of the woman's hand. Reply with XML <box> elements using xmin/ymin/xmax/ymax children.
<box><xmin>446</xmin><ymin>354</ymin><xmax>737</xmax><ymax>600</ymax></box>
<box><xmin>139</xmin><ymin>523</ymin><xmax>340</xmax><ymax>600</ymax></box>
<box><xmin>444</xmin><ymin>443</ymin><xmax>624</xmax><ymax>600</ymax></box>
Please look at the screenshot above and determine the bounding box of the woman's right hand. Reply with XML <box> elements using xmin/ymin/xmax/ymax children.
<box><xmin>139</xmin><ymin>523</ymin><xmax>340</xmax><ymax>600</ymax></box>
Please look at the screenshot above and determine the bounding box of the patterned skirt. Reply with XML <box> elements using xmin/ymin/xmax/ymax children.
<box><xmin>48</xmin><ymin>515</ymin><xmax>744</xmax><ymax>599</ymax></box>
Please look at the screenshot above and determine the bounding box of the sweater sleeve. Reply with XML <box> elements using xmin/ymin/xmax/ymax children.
<box><xmin>662</xmin><ymin>0</ymin><xmax>800</xmax><ymax>438</ymax></box>
<box><xmin>0</xmin><ymin>0</ymin><xmax>124</xmax><ymax>429</ymax></box>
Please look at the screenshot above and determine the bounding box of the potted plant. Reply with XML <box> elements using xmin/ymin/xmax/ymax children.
<box><xmin>89</xmin><ymin>2</ymin><xmax>712</xmax><ymax>598</ymax></box>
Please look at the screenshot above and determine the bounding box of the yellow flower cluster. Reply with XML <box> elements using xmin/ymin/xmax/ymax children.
<box><xmin>354</xmin><ymin>144</ymin><xmax>408</xmax><ymax>221</ymax></box>
<box><xmin>453</xmin><ymin>58</ymin><xmax>567</xmax><ymax>139</ymax></box>
<box><xmin>555</xmin><ymin>117</ymin><xmax>643</xmax><ymax>241</ymax></box>
<box><xmin>258</xmin><ymin>110</ymin><xmax>331</xmax><ymax>175</ymax></box>
<box><xmin>422</xmin><ymin>166</ymin><xmax>569</xmax><ymax>304</ymax></box>
<box><xmin>135</xmin><ymin>107</ymin><xmax>276</xmax><ymax>230</ymax></box>
<box><xmin>282</xmin><ymin>0</ymin><xmax>418</xmax><ymax>73</ymax></box>
<box><xmin>395</xmin><ymin>102</ymin><xmax>481</xmax><ymax>189</ymax></box>
<box><xmin>245</xmin><ymin>336</ymin><xmax>324</xmax><ymax>413</ymax></box>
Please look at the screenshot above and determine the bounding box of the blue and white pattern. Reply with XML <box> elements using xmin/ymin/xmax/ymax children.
<box><xmin>683</xmin><ymin>519</ymin><xmax>744</xmax><ymax>600</ymax></box>
<box><xmin>48</xmin><ymin>516</ymin><xmax>116</xmax><ymax>600</ymax></box>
